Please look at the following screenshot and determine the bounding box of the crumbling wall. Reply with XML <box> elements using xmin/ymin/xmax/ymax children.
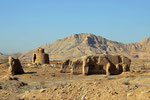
<box><xmin>8</xmin><ymin>56</ymin><xmax>24</xmax><ymax>75</ymax></box>
<box><xmin>60</xmin><ymin>54</ymin><xmax>131</xmax><ymax>75</ymax></box>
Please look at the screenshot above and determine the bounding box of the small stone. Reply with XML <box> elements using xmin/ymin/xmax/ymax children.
<box><xmin>27</xmin><ymin>64</ymin><xmax>31</xmax><ymax>66</ymax></box>
<box><xmin>80</xmin><ymin>87</ymin><xmax>83</xmax><ymax>90</ymax></box>
<box><xmin>33</xmin><ymin>96</ymin><xmax>36</xmax><ymax>98</ymax></box>
<box><xmin>13</xmin><ymin>77</ymin><xmax>19</xmax><ymax>81</ymax></box>
<box><xmin>20</xmin><ymin>96</ymin><xmax>25</xmax><ymax>100</ymax></box>
<box><xmin>40</xmin><ymin>89</ymin><xmax>46</xmax><ymax>93</ymax></box>
<box><xmin>93</xmin><ymin>82</ymin><xmax>101</xmax><ymax>85</ymax></box>
<box><xmin>122</xmin><ymin>81</ymin><xmax>130</xmax><ymax>85</ymax></box>
<box><xmin>111</xmin><ymin>91</ymin><xmax>118</xmax><ymax>95</ymax></box>
<box><xmin>7</xmin><ymin>76</ymin><xmax>18</xmax><ymax>81</ymax></box>
<box><xmin>51</xmin><ymin>86</ymin><xmax>58</xmax><ymax>91</ymax></box>
<box><xmin>127</xmin><ymin>92</ymin><xmax>133</xmax><ymax>97</ymax></box>
<box><xmin>20</xmin><ymin>82</ymin><xmax>28</xmax><ymax>86</ymax></box>
<box><xmin>141</xmin><ymin>90</ymin><xmax>150</xmax><ymax>94</ymax></box>
<box><xmin>49</xmin><ymin>73</ymin><xmax>56</xmax><ymax>77</ymax></box>
<box><xmin>25</xmin><ymin>91</ymin><xmax>30</xmax><ymax>94</ymax></box>
<box><xmin>81</xmin><ymin>94</ymin><xmax>86</xmax><ymax>100</ymax></box>
<box><xmin>62</xmin><ymin>90</ymin><xmax>65</xmax><ymax>94</ymax></box>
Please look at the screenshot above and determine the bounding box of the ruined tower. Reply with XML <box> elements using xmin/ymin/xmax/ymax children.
<box><xmin>8</xmin><ymin>56</ymin><xmax>24</xmax><ymax>75</ymax></box>
<box><xmin>32</xmin><ymin>48</ymin><xmax>49</xmax><ymax>64</ymax></box>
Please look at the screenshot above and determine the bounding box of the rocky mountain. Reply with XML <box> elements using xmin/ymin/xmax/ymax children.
<box><xmin>19</xmin><ymin>33</ymin><xmax>150</xmax><ymax>62</ymax></box>
<box><xmin>11</xmin><ymin>53</ymin><xmax>23</xmax><ymax>58</ymax></box>
<box><xmin>0</xmin><ymin>52</ymin><xmax>23</xmax><ymax>64</ymax></box>
<box><xmin>0</xmin><ymin>53</ymin><xmax>7</xmax><ymax>58</ymax></box>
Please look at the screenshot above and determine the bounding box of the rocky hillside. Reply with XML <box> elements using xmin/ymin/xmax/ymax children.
<box><xmin>0</xmin><ymin>52</ymin><xmax>23</xmax><ymax>64</ymax></box>
<box><xmin>11</xmin><ymin>53</ymin><xmax>23</xmax><ymax>58</ymax></box>
<box><xmin>0</xmin><ymin>53</ymin><xmax>8</xmax><ymax>63</ymax></box>
<box><xmin>0</xmin><ymin>53</ymin><xmax>6</xmax><ymax>57</ymax></box>
<box><xmin>19</xmin><ymin>33</ymin><xmax>150</xmax><ymax>62</ymax></box>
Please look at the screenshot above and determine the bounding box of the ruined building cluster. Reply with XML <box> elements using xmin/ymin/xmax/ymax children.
<box><xmin>7</xmin><ymin>48</ymin><xmax>131</xmax><ymax>76</ymax></box>
<box><xmin>60</xmin><ymin>55</ymin><xmax>131</xmax><ymax>75</ymax></box>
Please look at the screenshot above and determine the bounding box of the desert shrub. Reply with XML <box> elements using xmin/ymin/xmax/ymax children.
<box><xmin>106</xmin><ymin>77</ymin><xmax>116</xmax><ymax>80</ymax></box>
<box><xmin>122</xmin><ymin>81</ymin><xmax>130</xmax><ymax>85</ymax></box>
<box><xmin>125</xmin><ymin>75</ymin><xmax>136</xmax><ymax>78</ymax></box>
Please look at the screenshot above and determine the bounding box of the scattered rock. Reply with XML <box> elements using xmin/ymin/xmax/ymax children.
<box><xmin>49</xmin><ymin>73</ymin><xmax>56</xmax><ymax>77</ymax></box>
<box><xmin>62</xmin><ymin>90</ymin><xmax>65</xmax><ymax>94</ymax></box>
<box><xmin>81</xmin><ymin>94</ymin><xmax>86</xmax><ymax>100</ymax></box>
<box><xmin>141</xmin><ymin>90</ymin><xmax>150</xmax><ymax>94</ymax></box>
<box><xmin>40</xmin><ymin>89</ymin><xmax>46</xmax><ymax>93</ymax></box>
<box><xmin>122</xmin><ymin>81</ymin><xmax>130</xmax><ymax>85</ymax></box>
<box><xmin>110</xmin><ymin>91</ymin><xmax>118</xmax><ymax>95</ymax></box>
<box><xmin>129</xmin><ymin>85</ymin><xmax>139</xmax><ymax>90</ymax></box>
<box><xmin>127</xmin><ymin>92</ymin><xmax>133</xmax><ymax>97</ymax></box>
<box><xmin>125</xmin><ymin>75</ymin><xmax>136</xmax><ymax>78</ymax></box>
<box><xmin>8</xmin><ymin>76</ymin><xmax>19</xmax><ymax>81</ymax></box>
<box><xmin>93</xmin><ymin>82</ymin><xmax>101</xmax><ymax>85</ymax></box>
<box><xmin>51</xmin><ymin>86</ymin><xmax>58</xmax><ymax>91</ymax></box>
<box><xmin>19</xmin><ymin>82</ymin><xmax>28</xmax><ymax>86</ymax></box>
<box><xmin>106</xmin><ymin>77</ymin><xmax>116</xmax><ymax>80</ymax></box>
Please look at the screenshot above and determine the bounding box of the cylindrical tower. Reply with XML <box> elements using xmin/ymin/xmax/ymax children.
<box><xmin>32</xmin><ymin>48</ymin><xmax>49</xmax><ymax>64</ymax></box>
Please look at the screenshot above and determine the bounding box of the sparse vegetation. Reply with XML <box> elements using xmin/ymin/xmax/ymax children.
<box><xmin>0</xmin><ymin>58</ymin><xmax>8</xmax><ymax>64</ymax></box>
<box><xmin>122</xmin><ymin>81</ymin><xmax>130</xmax><ymax>85</ymax></box>
<box><xmin>125</xmin><ymin>75</ymin><xmax>136</xmax><ymax>78</ymax></box>
<box><xmin>0</xmin><ymin>62</ymin><xmax>150</xmax><ymax>100</ymax></box>
<box><xmin>106</xmin><ymin>77</ymin><xmax>116</xmax><ymax>80</ymax></box>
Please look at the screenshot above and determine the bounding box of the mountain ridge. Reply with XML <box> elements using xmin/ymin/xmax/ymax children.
<box><xmin>19</xmin><ymin>33</ymin><xmax>150</xmax><ymax>62</ymax></box>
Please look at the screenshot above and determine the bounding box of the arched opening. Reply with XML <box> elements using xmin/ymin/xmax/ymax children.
<box><xmin>33</xmin><ymin>54</ymin><xmax>36</xmax><ymax>63</ymax></box>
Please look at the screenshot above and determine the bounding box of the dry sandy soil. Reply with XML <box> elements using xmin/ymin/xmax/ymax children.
<box><xmin>0</xmin><ymin>61</ymin><xmax>150</xmax><ymax>100</ymax></box>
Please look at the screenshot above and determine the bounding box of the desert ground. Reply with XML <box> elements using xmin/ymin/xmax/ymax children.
<box><xmin>0</xmin><ymin>60</ymin><xmax>150</xmax><ymax>100</ymax></box>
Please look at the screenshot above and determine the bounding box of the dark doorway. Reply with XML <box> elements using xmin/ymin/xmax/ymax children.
<box><xmin>99</xmin><ymin>65</ymin><xmax>103</xmax><ymax>70</ymax></box>
<box><xmin>88</xmin><ymin>64</ymin><xmax>96</xmax><ymax>74</ymax></box>
<box><xmin>33</xmin><ymin>54</ymin><xmax>36</xmax><ymax>63</ymax></box>
<box><xmin>89</xmin><ymin>64</ymin><xmax>96</xmax><ymax>70</ymax></box>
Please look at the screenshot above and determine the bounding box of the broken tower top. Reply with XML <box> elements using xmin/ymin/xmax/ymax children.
<box><xmin>32</xmin><ymin>48</ymin><xmax>49</xmax><ymax>64</ymax></box>
<box><xmin>38</xmin><ymin>48</ymin><xmax>45</xmax><ymax>53</ymax></box>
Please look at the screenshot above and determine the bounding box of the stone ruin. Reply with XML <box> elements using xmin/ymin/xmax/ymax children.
<box><xmin>60</xmin><ymin>54</ymin><xmax>131</xmax><ymax>75</ymax></box>
<box><xmin>32</xmin><ymin>48</ymin><xmax>49</xmax><ymax>65</ymax></box>
<box><xmin>8</xmin><ymin>56</ymin><xmax>24</xmax><ymax>75</ymax></box>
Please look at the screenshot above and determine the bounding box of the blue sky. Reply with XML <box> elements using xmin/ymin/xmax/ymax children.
<box><xmin>0</xmin><ymin>0</ymin><xmax>150</xmax><ymax>53</ymax></box>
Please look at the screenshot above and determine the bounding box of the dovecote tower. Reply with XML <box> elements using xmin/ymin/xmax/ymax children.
<box><xmin>32</xmin><ymin>48</ymin><xmax>49</xmax><ymax>64</ymax></box>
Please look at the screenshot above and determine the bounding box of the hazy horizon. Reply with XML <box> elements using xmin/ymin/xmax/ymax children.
<box><xmin>0</xmin><ymin>0</ymin><xmax>150</xmax><ymax>54</ymax></box>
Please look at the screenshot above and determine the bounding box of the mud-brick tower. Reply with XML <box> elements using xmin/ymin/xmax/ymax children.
<box><xmin>32</xmin><ymin>48</ymin><xmax>49</xmax><ymax>64</ymax></box>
